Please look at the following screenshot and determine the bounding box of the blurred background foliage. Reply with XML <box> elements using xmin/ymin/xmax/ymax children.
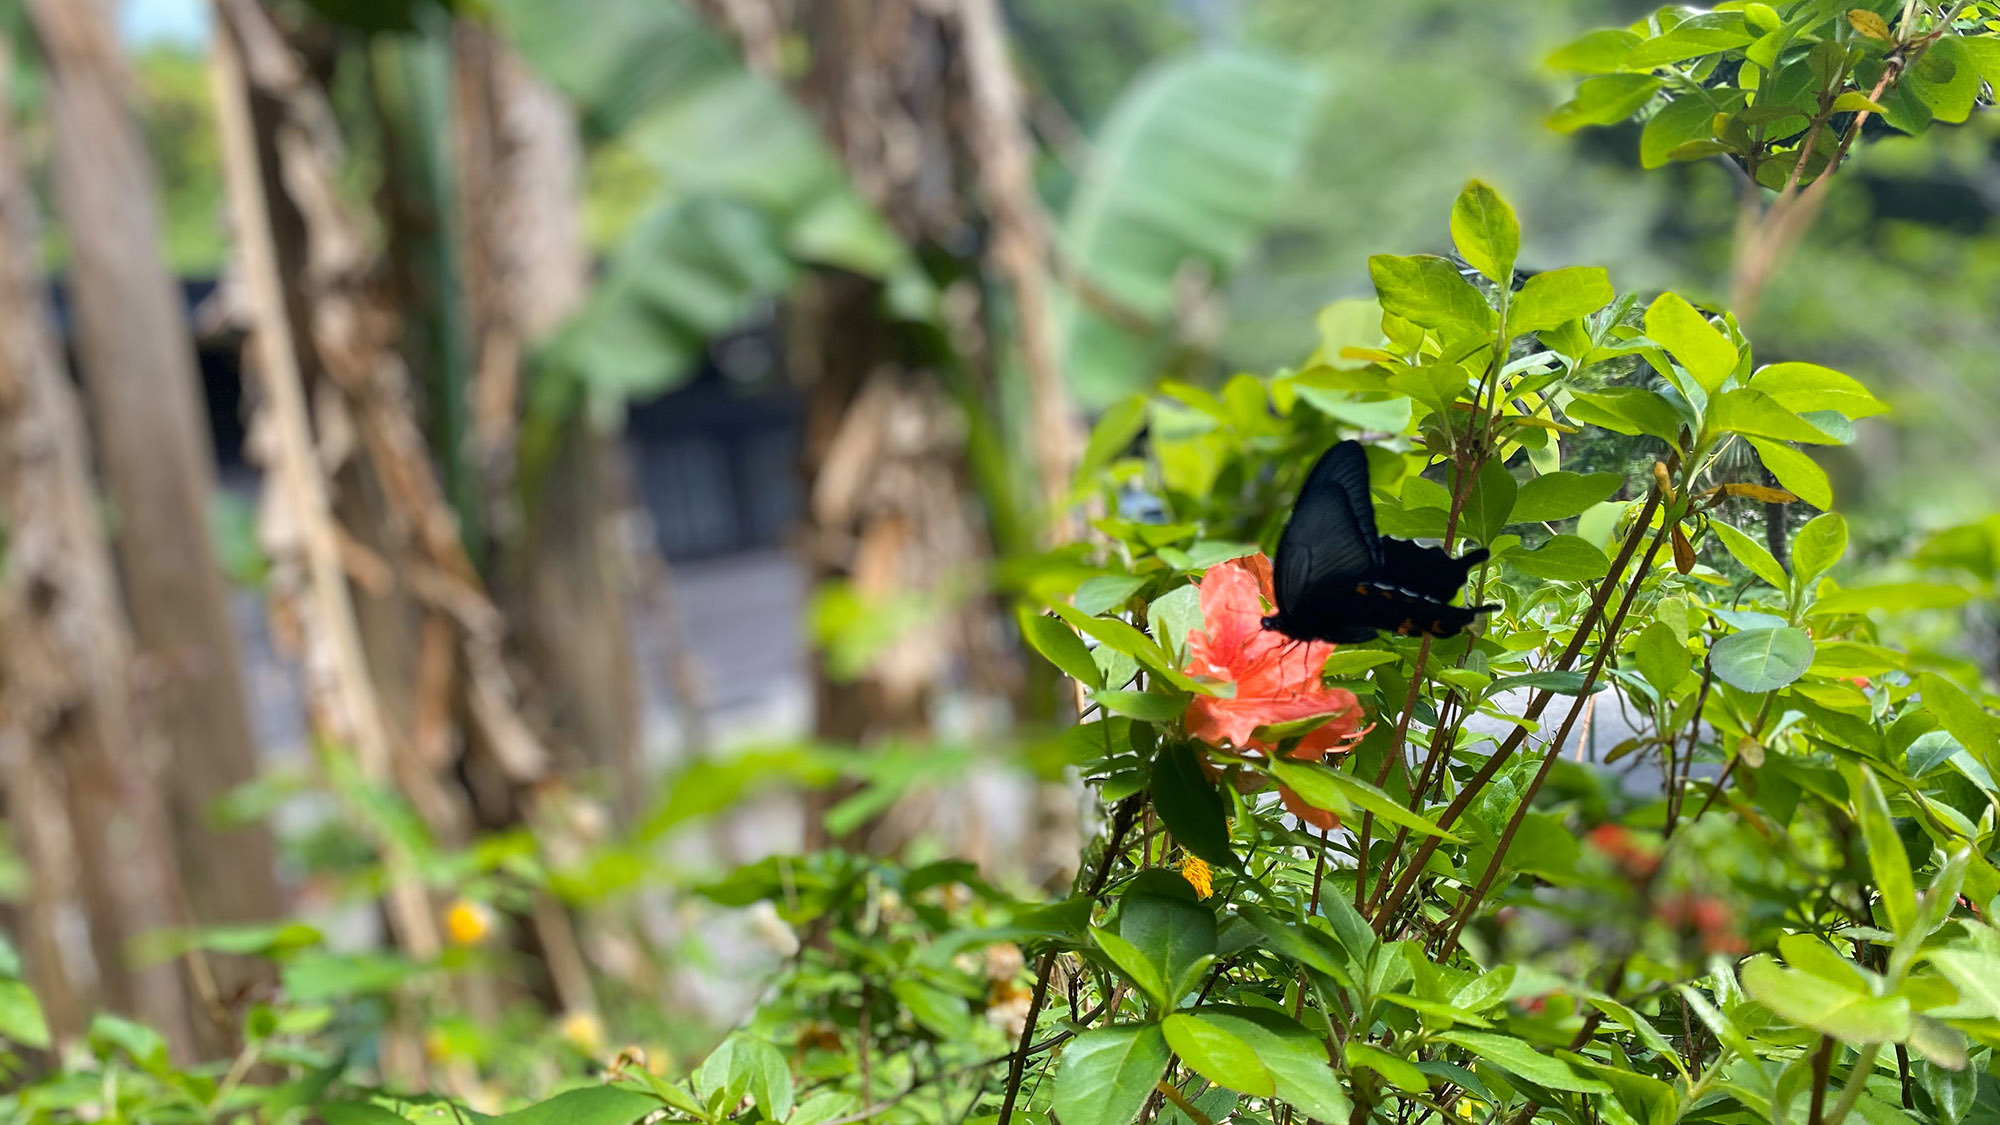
<box><xmin>3</xmin><ymin>0</ymin><xmax>1999</xmax><ymax>1114</ymax></box>
<box><xmin>99</xmin><ymin>0</ymin><xmax>2000</xmax><ymax>522</ymax></box>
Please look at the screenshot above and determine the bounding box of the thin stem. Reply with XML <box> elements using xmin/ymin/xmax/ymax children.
<box><xmin>1156</xmin><ymin>1080</ymin><xmax>1218</xmax><ymax>1125</ymax></box>
<box><xmin>1807</xmin><ymin>1035</ymin><xmax>1835</xmax><ymax>1125</ymax></box>
<box><xmin>996</xmin><ymin>796</ymin><xmax>1141</xmax><ymax>1125</ymax></box>
<box><xmin>1436</xmin><ymin>514</ymin><xmax>1672</xmax><ymax>951</ymax></box>
<box><xmin>1356</xmin><ymin>635</ymin><xmax>1435</xmax><ymax>909</ymax></box>
<box><xmin>1822</xmin><ymin>1043</ymin><xmax>1882</xmax><ymax>1125</ymax></box>
<box><xmin>1370</xmin><ymin>490</ymin><xmax>1665</xmax><ymax>932</ymax></box>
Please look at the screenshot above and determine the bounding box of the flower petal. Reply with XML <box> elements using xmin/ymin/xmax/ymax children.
<box><xmin>1279</xmin><ymin>784</ymin><xmax>1339</xmax><ymax>832</ymax></box>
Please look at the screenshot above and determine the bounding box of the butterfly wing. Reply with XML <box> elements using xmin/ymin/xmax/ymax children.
<box><xmin>1273</xmin><ymin>441</ymin><xmax>1383</xmax><ymax>616</ymax></box>
<box><xmin>1380</xmin><ymin>539</ymin><xmax>1488</xmax><ymax>603</ymax></box>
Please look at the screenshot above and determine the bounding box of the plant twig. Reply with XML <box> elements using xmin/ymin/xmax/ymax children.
<box><xmin>1369</xmin><ymin>489</ymin><xmax>1664</xmax><ymax>932</ymax></box>
<box><xmin>996</xmin><ymin>796</ymin><xmax>1141</xmax><ymax>1125</ymax></box>
<box><xmin>1435</xmin><ymin>512</ymin><xmax>1672</xmax><ymax>951</ymax></box>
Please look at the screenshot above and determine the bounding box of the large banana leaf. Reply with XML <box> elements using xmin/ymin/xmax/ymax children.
<box><xmin>1058</xmin><ymin>49</ymin><xmax>1325</xmax><ymax>407</ymax></box>
<box><xmin>483</xmin><ymin>0</ymin><xmax>903</xmax><ymax>402</ymax></box>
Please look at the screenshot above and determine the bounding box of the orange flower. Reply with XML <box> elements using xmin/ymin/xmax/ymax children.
<box><xmin>1184</xmin><ymin>557</ymin><xmax>1366</xmax><ymax>761</ymax></box>
<box><xmin>1183</xmin><ymin>556</ymin><xmax>1367</xmax><ymax>831</ymax></box>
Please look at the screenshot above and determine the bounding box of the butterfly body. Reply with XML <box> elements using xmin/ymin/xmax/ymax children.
<box><xmin>1263</xmin><ymin>441</ymin><xmax>1499</xmax><ymax>643</ymax></box>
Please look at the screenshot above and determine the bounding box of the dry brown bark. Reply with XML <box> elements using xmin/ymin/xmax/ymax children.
<box><xmin>0</xmin><ymin>37</ymin><xmax>208</xmax><ymax>1060</ymax></box>
<box><xmin>213</xmin><ymin>0</ymin><xmax>607</xmax><ymax>1027</ymax></box>
<box><xmin>453</xmin><ymin>23</ymin><xmax>642</xmax><ymax>820</ymax></box>
<box><xmin>23</xmin><ymin>0</ymin><xmax>281</xmax><ymax>983</ymax></box>
<box><xmin>712</xmin><ymin>0</ymin><xmax>1077</xmax><ymax>861</ymax></box>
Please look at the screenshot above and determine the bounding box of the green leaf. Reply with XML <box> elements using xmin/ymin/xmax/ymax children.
<box><xmin>1546</xmin><ymin>28</ymin><xmax>1640</xmax><ymax>73</ymax></box>
<box><xmin>1058</xmin><ymin>51</ymin><xmax>1324</xmax><ymax>406</ymax></box>
<box><xmin>1642</xmin><ymin>95</ymin><xmax>1725</xmax><ymax>169</ymax></box>
<box><xmin>1272</xmin><ymin>760</ymin><xmax>1462</xmax><ymax>842</ymax></box>
<box><xmin>890</xmin><ymin>979</ymin><xmax>971</xmax><ymax>1039</ymax></box>
<box><xmin>1792</xmin><ymin>513</ymin><xmax>1848</xmax><ymax>585</ymax></box>
<box><xmin>1564</xmin><ymin>387</ymin><xmax>1686</xmax><ymax>443</ymax></box>
<box><xmin>0</xmin><ymin>979</ymin><xmax>50</xmax><ymax>1050</ymax></box>
<box><xmin>692</xmin><ymin>1034</ymin><xmax>791</xmax><ymax>1122</ymax></box>
<box><xmin>1450</xmin><ymin>180</ymin><xmax>1519</xmax><ymax>286</ymax></box>
<box><xmin>319</xmin><ymin>1105</ymin><xmax>416</xmax><ymax>1125</ymax></box>
<box><xmin>1368</xmin><ymin>254</ymin><xmax>1493</xmax><ymax>334</ymax></box>
<box><xmin>487</xmin><ymin>1088</ymin><xmax>668</xmax><ymax>1125</ymax></box>
<box><xmin>1021</xmin><ymin>608</ymin><xmax>1105</xmax><ymax>690</ymax></box>
<box><xmin>1815</xmin><ymin>583</ymin><xmax>1973</xmax><ymax>616</ymax></box>
<box><xmin>1910</xmin><ymin>36</ymin><xmax>1980</xmax><ymax>123</ymax></box>
<box><xmin>1711</xmin><ymin>627</ymin><xmax>1814</xmax><ymax>693</ymax></box>
<box><xmin>1162</xmin><ymin>1013</ymin><xmax>1274</xmax><ymax>1098</ymax></box>
<box><xmin>1508</xmin><ymin>534</ymin><xmax>1611</xmax><ymax>582</ymax></box>
<box><xmin>1710</xmin><ymin>520</ymin><xmax>1788</xmax><ymax>589</ymax></box>
<box><xmin>1348</xmin><ymin>1042</ymin><xmax>1428</xmax><ymax>1093</ymax></box>
<box><xmin>1147</xmin><ymin>582</ymin><xmax>1208</xmax><ymax>660</ymax></box>
<box><xmin>1853</xmin><ymin>766</ymin><xmax>1916</xmax><ymax>938</ymax></box>
<box><xmin>1120</xmin><ymin>873</ymin><xmax>1220</xmax><ymax>1005</ymax></box>
<box><xmin>1054</xmin><ymin>1024</ymin><xmax>1171</xmax><ymax>1125</ymax></box>
<box><xmin>1646</xmin><ymin>293</ymin><xmax>1737</xmax><ymax>393</ymax></box>
<box><xmin>1914</xmin><ymin>673</ymin><xmax>1998</xmax><ymax>773</ymax></box>
<box><xmin>1927</xmin><ymin>949</ymin><xmax>2000</xmax><ymax>1020</ymax></box>
<box><xmin>1438</xmin><ymin>1031</ymin><xmax>1612</xmax><ymax>1093</ymax></box>
<box><xmin>1078</xmin><ymin>396</ymin><xmax>1149</xmax><ymax>483</ymax></box>
<box><xmin>1092</xmin><ymin>925</ymin><xmax>1172</xmax><ymax>1007</ymax></box>
<box><xmin>1625</xmin><ymin>15</ymin><xmax>1756</xmax><ymax>67</ymax></box>
<box><xmin>1709</xmin><ymin>389</ymin><xmax>1841</xmax><ymax>445</ymax></box>
<box><xmin>1829</xmin><ymin>90</ymin><xmax>1889</xmax><ymax>115</ymax></box>
<box><xmin>1093</xmin><ymin>690</ymin><xmax>1189</xmax><ymax>722</ymax></box>
<box><xmin>1489</xmin><ymin>670</ymin><xmax>1607</xmax><ymax>695</ymax></box>
<box><xmin>1320</xmin><ymin>650</ymin><xmax>1400</xmax><ymax>678</ymax></box>
<box><xmin>1234</xmin><ymin>903</ymin><xmax>1350</xmax><ymax>983</ymax></box>
<box><xmin>1153</xmin><ymin>740</ymin><xmax>1236</xmax><ymax>868</ymax></box>
<box><xmin>1634</xmin><ymin>621</ymin><xmax>1691</xmax><ymax>696</ymax></box>
<box><xmin>1198</xmin><ymin>1009</ymin><xmax>1351</xmax><ymax>1120</ymax></box>
<box><xmin>1511</xmin><ymin>471</ymin><xmax>1622</xmax><ymax>524</ymax></box>
<box><xmin>1075</xmin><ymin>575</ymin><xmax>1147</xmax><ymax>616</ymax></box>
<box><xmin>1459</xmin><ymin>457</ymin><xmax>1518</xmax><ymax>545</ymax></box>
<box><xmin>1739</xmin><ymin>955</ymin><xmax>1911</xmax><ymax>1043</ymax></box>
<box><xmin>1549</xmin><ymin>74</ymin><xmax>1664</xmax><ymax>133</ymax></box>
<box><xmin>1509</xmin><ymin>266</ymin><xmax>1615</xmax><ymax>334</ymax></box>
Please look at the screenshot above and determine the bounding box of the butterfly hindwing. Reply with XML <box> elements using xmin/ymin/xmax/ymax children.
<box><xmin>1268</xmin><ymin>441</ymin><xmax>1499</xmax><ymax>642</ymax></box>
<box><xmin>1380</xmin><ymin>539</ymin><xmax>1489</xmax><ymax>603</ymax></box>
<box><xmin>1273</xmin><ymin>441</ymin><xmax>1383</xmax><ymax>614</ymax></box>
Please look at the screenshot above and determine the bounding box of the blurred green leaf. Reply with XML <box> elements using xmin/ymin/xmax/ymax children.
<box><xmin>1740</xmin><ymin>955</ymin><xmax>1911</xmax><ymax>1042</ymax></box>
<box><xmin>1021</xmin><ymin>607</ymin><xmax>1106</xmax><ymax>690</ymax></box>
<box><xmin>1059</xmin><ymin>49</ymin><xmax>1324</xmax><ymax>406</ymax></box>
<box><xmin>1853</xmin><ymin>766</ymin><xmax>1916</xmax><ymax>937</ymax></box>
<box><xmin>1509</xmin><ymin>534</ymin><xmax>1611</xmax><ymax>582</ymax></box>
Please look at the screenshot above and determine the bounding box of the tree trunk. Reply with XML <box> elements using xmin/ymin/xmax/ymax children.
<box><xmin>24</xmin><ymin>0</ymin><xmax>281</xmax><ymax>978</ymax></box>
<box><xmin>453</xmin><ymin>23</ymin><xmax>644</xmax><ymax>817</ymax></box>
<box><xmin>735</xmin><ymin>0</ymin><xmax>1073</xmax><ymax>862</ymax></box>
<box><xmin>0</xmin><ymin>40</ymin><xmax>207</xmax><ymax>1059</ymax></box>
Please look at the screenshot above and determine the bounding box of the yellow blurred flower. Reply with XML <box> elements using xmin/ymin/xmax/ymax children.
<box><xmin>1181</xmin><ymin>856</ymin><xmax>1213</xmax><ymax>900</ymax></box>
<box><xmin>558</xmin><ymin>1010</ymin><xmax>606</xmax><ymax>1057</ymax></box>
<box><xmin>445</xmin><ymin>899</ymin><xmax>495</xmax><ymax>946</ymax></box>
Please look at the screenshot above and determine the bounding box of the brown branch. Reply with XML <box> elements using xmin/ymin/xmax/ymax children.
<box><xmin>1369</xmin><ymin>489</ymin><xmax>1665</xmax><ymax>932</ymax></box>
<box><xmin>1436</xmin><ymin>514</ymin><xmax>1673</xmax><ymax>952</ymax></box>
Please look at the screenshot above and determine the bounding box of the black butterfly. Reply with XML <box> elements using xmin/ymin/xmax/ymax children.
<box><xmin>1261</xmin><ymin>441</ymin><xmax>1501</xmax><ymax>644</ymax></box>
